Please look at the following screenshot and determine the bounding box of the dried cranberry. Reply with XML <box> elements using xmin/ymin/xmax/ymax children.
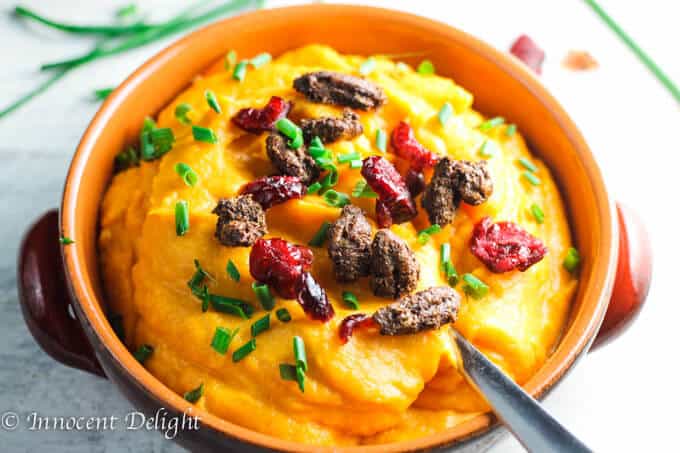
<box><xmin>391</xmin><ymin>122</ymin><xmax>439</xmax><ymax>172</ymax></box>
<box><xmin>361</xmin><ymin>156</ymin><xmax>417</xmax><ymax>228</ymax></box>
<box><xmin>241</xmin><ymin>175</ymin><xmax>306</xmax><ymax>209</ymax></box>
<box><xmin>339</xmin><ymin>313</ymin><xmax>376</xmax><ymax>344</ymax></box>
<box><xmin>297</xmin><ymin>272</ymin><xmax>335</xmax><ymax>322</ymax></box>
<box><xmin>510</xmin><ymin>35</ymin><xmax>545</xmax><ymax>74</ymax></box>
<box><xmin>232</xmin><ymin>96</ymin><xmax>292</xmax><ymax>134</ymax></box>
<box><xmin>470</xmin><ymin>217</ymin><xmax>547</xmax><ymax>273</ymax></box>
<box><xmin>249</xmin><ymin>238</ymin><xmax>313</xmax><ymax>298</ymax></box>
<box><xmin>405</xmin><ymin>168</ymin><xmax>426</xmax><ymax>197</ymax></box>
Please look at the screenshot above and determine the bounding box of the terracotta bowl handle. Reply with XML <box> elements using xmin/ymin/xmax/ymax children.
<box><xmin>591</xmin><ymin>202</ymin><xmax>652</xmax><ymax>349</ymax></box>
<box><xmin>17</xmin><ymin>209</ymin><xmax>105</xmax><ymax>377</ymax></box>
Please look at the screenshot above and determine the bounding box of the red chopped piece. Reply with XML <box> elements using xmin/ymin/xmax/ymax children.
<box><xmin>232</xmin><ymin>96</ymin><xmax>292</xmax><ymax>134</ymax></box>
<box><xmin>405</xmin><ymin>168</ymin><xmax>426</xmax><ymax>197</ymax></box>
<box><xmin>390</xmin><ymin>122</ymin><xmax>439</xmax><ymax>171</ymax></box>
<box><xmin>297</xmin><ymin>272</ymin><xmax>335</xmax><ymax>322</ymax></box>
<box><xmin>361</xmin><ymin>156</ymin><xmax>417</xmax><ymax>228</ymax></box>
<box><xmin>241</xmin><ymin>175</ymin><xmax>306</xmax><ymax>209</ymax></box>
<box><xmin>510</xmin><ymin>35</ymin><xmax>545</xmax><ymax>74</ymax></box>
<box><xmin>339</xmin><ymin>313</ymin><xmax>376</xmax><ymax>344</ymax></box>
<box><xmin>470</xmin><ymin>217</ymin><xmax>547</xmax><ymax>273</ymax></box>
<box><xmin>249</xmin><ymin>238</ymin><xmax>313</xmax><ymax>298</ymax></box>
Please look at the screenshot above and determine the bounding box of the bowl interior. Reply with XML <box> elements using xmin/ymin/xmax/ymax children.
<box><xmin>61</xmin><ymin>5</ymin><xmax>617</xmax><ymax>452</ymax></box>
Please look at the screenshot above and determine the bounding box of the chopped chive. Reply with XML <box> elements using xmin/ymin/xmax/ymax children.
<box><xmin>293</xmin><ymin>336</ymin><xmax>307</xmax><ymax>372</ymax></box>
<box><xmin>351</xmin><ymin>179</ymin><xmax>377</xmax><ymax>198</ymax></box>
<box><xmin>250</xmin><ymin>314</ymin><xmax>270</xmax><ymax>337</ymax></box>
<box><xmin>349</xmin><ymin>159</ymin><xmax>362</xmax><ymax>169</ymax></box>
<box><xmin>309</xmin><ymin>146</ymin><xmax>329</xmax><ymax>159</ymax></box>
<box><xmin>249</xmin><ymin>52</ymin><xmax>272</xmax><ymax>68</ymax></box>
<box><xmin>133</xmin><ymin>344</ymin><xmax>153</xmax><ymax>364</ymax></box>
<box><xmin>505</xmin><ymin>124</ymin><xmax>517</xmax><ymax>137</ymax></box>
<box><xmin>320</xmin><ymin>166</ymin><xmax>339</xmax><ymax>189</ymax></box>
<box><xmin>59</xmin><ymin>236</ymin><xmax>74</xmax><ymax>245</ymax></box>
<box><xmin>479</xmin><ymin>140</ymin><xmax>497</xmax><ymax>158</ymax></box>
<box><xmin>141</xmin><ymin>127</ymin><xmax>175</xmax><ymax>160</ymax></box>
<box><xmin>187</xmin><ymin>259</ymin><xmax>215</xmax><ymax>291</ymax></box>
<box><xmin>417</xmin><ymin>224</ymin><xmax>442</xmax><ymax>244</ymax></box>
<box><xmin>311</xmin><ymin>136</ymin><xmax>324</xmax><ymax>149</ymax></box>
<box><xmin>197</xmin><ymin>286</ymin><xmax>210</xmax><ymax>312</ymax></box>
<box><xmin>563</xmin><ymin>247</ymin><xmax>581</xmax><ymax>273</ymax></box>
<box><xmin>359</xmin><ymin>57</ymin><xmax>376</xmax><ymax>75</ymax></box>
<box><xmin>438</xmin><ymin>102</ymin><xmax>453</xmax><ymax>126</ymax></box>
<box><xmin>518</xmin><ymin>157</ymin><xmax>538</xmax><ymax>173</ymax></box>
<box><xmin>142</xmin><ymin>116</ymin><xmax>156</xmax><ymax>133</ymax></box>
<box><xmin>205</xmin><ymin>90</ymin><xmax>222</xmax><ymax>114</ymax></box>
<box><xmin>342</xmin><ymin>291</ymin><xmax>360</xmax><ymax>310</ymax></box>
<box><xmin>211</xmin><ymin>327</ymin><xmax>237</xmax><ymax>354</ymax></box>
<box><xmin>443</xmin><ymin>261</ymin><xmax>460</xmax><ymax>286</ymax></box>
<box><xmin>289</xmin><ymin>133</ymin><xmax>303</xmax><ymax>149</ymax></box>
<box><xmin>225</xmin><ymin>50</ymin><xmax>237</xmax><ymax>69</ymax></box>
<box><xmin>279</xmin><ymin>363</ymin><xmax>297</xmax><ymax>381</ymax></box>
<box><xmin>93</xmin><ymin>87</ymin><xmax>114</xmax><ymax>100</ymax></box>
<box><xmin>174</xmin><ymin>162</ymin><xmax>198</xmax><ymax>187</ymax></box>
<box><xmin>296</xmin><ymin>365</ymin><xmax>305</xmax><ymax>392</ymax></box>
<box><xmin>175</xmin><ymin>200</ymin><xmax>190</xmax><ymax>236</ymax></box>
<box><xmin>462</xmin><ymin>274</ymin><xmax>489</xmax><ymax>299</ymax></box>
<box><xmin>192</xmin><ymin>125</ymin><xmax>218</xmax><ymax>144</ymax></box>
<box><xmin>323</xmin><ymin>190</ymin><xmax>350</xmax><ymax>208</ymax></box>
<box><xmin>307</xmin><ymin>182</ymin><xmax>322</xmax><ymax>194</ymax></box>
<box><xmin>275</xmin><ymin>118</ymin><xmax>302</xmax><ymax>149</ymax></box>
<box><xmin>232</xmin><ymin>339</ymin><xmax>256</xmax><ymax>362</ymax></box>
<box><xmin>232</xmin><ymin>60</ymin><xmax>248</xmax><ymax>81</ymax></box>
<box><xmin>522</xmin><ymin>171</ymin><xmax>541</xmax><ymax>186</ymax></box>
<box><xmin>252</xmin><ymin>282</ymin><xmax>275</xmax><ymax>310</ymax></box>
<box><xmin>530</xmin><ymin>203</ymin><xmax>545</xmax><ymax>224</ymax></box>
<box><xmin>114</xmin><ymin>146</ymin><xmax>140</xmax><ymax>171</ymax></box>
<box><xmin>175</xmin><ymin>103</ymin><xmax>192</xmax><ymax>125</ymax></box>
<box><xmin>417</xmin><ymin>60</ymin><xmax>435</xmax><ymax>74</ymax></box>
<box><xmin>440</xmin><ymin>243</ymin><xmax>451</xmax><ymax>271</ymax></box>
<box><xmin>479</xmin><ymin>116</ymin><xmax>505</xmax><ymax>132</ymax></box>
<box><xmin>226</xmin><ymin>260</ymin><xmax>240</xmax><ymax>282</ymax></box>
<box><xmin>115</xmin><ymin>3</ymin><xmax>137</xmax><ymax>19</ymax></box>
<box><xmin>183</xmin><ymin>383</ymin><xmax>204</xmax><ymax>403</ymax></box>
<box><xmin>308</xmin><ymin>221</ymin><xmax>331</xmax><ymax>247</ymax></box>
<box><xmin>337</xmin><ymin>151</ymin><xmax>360</xmax><ymax>164</ymax></box>
<box><xmin>209</xmin><ymin>294</ymin><xmax>253</xmax><ymax>319</ymax></box>
<box><xmin>375</xmin><ymin>129</ymin><xmax>387</xmax><ymax>152</ymax></box>
<box><xmin>276</xmin><ymin>308</ymin><xmax>292</xmax><ymax>323</ymax></box>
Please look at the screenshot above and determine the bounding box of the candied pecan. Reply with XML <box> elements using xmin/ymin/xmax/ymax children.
<box><xmin>327</xmin><ymin>205</ymin><xmax>372</xmax><ymax>282</ymax></box>
<box><xmin>422</xmin><ymin>158</ymin><xmax>493</xmax><ymax>226</ymax></box>
<box><xmin>510</xmin><ymin>35</ymin><xmax>545</xmax><ymax>74</ymax></box>
<box><xmin>293</xmin><ymin>71</ymin><xmax>386</xmax><ymax>110</ymax></box>
<box><xmin>373</xmin><ymin>286</ymin><xmax>460</xmax><ymax>335</ymax></box>
<box><xmin>232</xmin><ymin>96</ymin><xmax>292</xmax><ymax>134</ymax></box>
<box><xmin>470</xmin><ymin>217</ymin><xmax>547</xmax><ymax>273</ymax></box>
<box><xmin>369</xmin><ymin>230</ymin><xmax>420</xmax><ymax>299</ymax></box>
<box><xmin>241</xmin><ymin>175</ymin><xmax>306</xmax><ymax>209</ymax></box>
<box><xmin>266</xmin><ymin>133</ymin><xmax>320</xmax><ymax>184</ymax></box>
<box><xmin>300</xmin><ymin>109</ymin><xmax>363</xmax><ymax>144</ymax></box>
<box><xmin>339</xmin><ymin>313</ymin><xmax>376</xmax><ymax>344</ymax></box>
<box><xmin>249</xmin><ymin>238</ymin><xmax>313</xmax><ymax>298</ymax></box>
<box><xmin>297</xmin><ymin>272</ymin><xmax>335</xmax><ymax>322</ymax></box>
<box><xmin>361</xmin><ymin>156</ymin><xmax>417</xmax><ymax>228</ymax></box>
<box><xmin>212</xmin><ymin>195</ymin><xmax>267</xmax><ymax>246</ymax></box>
<box><xmin>391</xmin><ymin>122</ymin><xmax>439</xmax><ymax>171</ymax></box>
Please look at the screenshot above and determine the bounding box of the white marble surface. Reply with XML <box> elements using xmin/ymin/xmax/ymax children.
<box><xmin>1</xmin><ymin>1</ymin><xmax>678</xmax><ymax>452</ymax></box>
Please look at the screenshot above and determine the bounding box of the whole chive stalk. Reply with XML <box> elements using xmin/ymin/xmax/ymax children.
<box><xmin>226</xmin><ymin>260</ymin><xmax>240</xmax><ymax>282</ymax></box>
<box><xmin>232</xmin><ymin>339</ymin><xmax>256</xmax><ymax>362</ymax></box>
<box><xmin>133</xmin><ymin>344</ymin><xmax>154</xmax><ymax>364</ymax></box>
<box><xmin>192</xmin><ymin>125</ymin><xmax>218</xmax><ymax>144</ymax></box>
<box><xmin>276</xmin><ymin>308</ymin><xmax>291</xmax><ymax>323</ymax></box>
<box><xmin>184</xmin><ymin>383</ymin><xmax>204</xmax><ymax>403</ymax></box>
<box><xmin>417</xmin><ymin>60</ymin><xmax>435</xmax><ymax>74</ymax></box>
<box><xmin>308</xmin><ymin>221</ymin><xmax>331</xmax><ymax>247</ymax></box>
<box><xmin>250</xmin><ymin>314</ymin><xmax>270</xmax><ymax>337</ymax></box>
<box><xmin>342</xmin><ymin>291</ymin><xmax>360</xmax><ymax>310</ymax></box>
<box><xmin>252</xmin><ymin>282</ymin><xmax>275</xmax><ymax>310</ymax></box>
<box><xmin>175</xmin><ymin>162</ymin><xmax>198</xmax><ymax>187</ymax></box>
<box><xmin>175</xmin><ymin>200</ymin><xmax>190</xmax><ymax>236</ymax></box>
<box><xmin>205</xmin><ymin>90</ymin><xmax>222</xmax><ymax>113</ymax></box>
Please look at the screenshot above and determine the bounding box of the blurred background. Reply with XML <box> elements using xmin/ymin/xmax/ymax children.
<box><xmin>1</xmin><ymin>1</ymin><xmax>677</xmax><ymax>451</ymax></box>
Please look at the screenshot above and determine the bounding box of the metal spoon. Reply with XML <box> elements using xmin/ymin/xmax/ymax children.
<box><xmin>452</xmin><ymin>330</ymin><xmax>593</xmax><ymax>453</ymax></box>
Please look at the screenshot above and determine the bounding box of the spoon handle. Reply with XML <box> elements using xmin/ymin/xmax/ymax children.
<box><xmin>453</xmin><ymin>331</ymin><xmax>592</xmax><ymax>453</ymax></box>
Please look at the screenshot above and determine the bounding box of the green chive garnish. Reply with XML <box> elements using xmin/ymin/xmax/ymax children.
<box><xmin>275</xmin><ymin>118</ymin><xmax>302</xmax><ymax>150</ymax></box>
<box><xmin>308</xmin><ymin>221</ymin><xmax>331</xmax><ymax>247</ymax></box>
<box><xmin>184</xmin><ymin>383</ymin><xmax>204</xmax><ymax>403</ymax></box>
<box><xmin>114</xmin><ymin>146</ymin><xmax>140</xmax><ymax>171</ymax></box>
<box><xmin>141</xmin><ymin>127</ymin><xmax>175</xmax><ymax>160</ymax></box>
<box><xmin>323</xmin><ymin>190</ymin><xmax>350</xmax><ymax>208</ymax></box>
<box><xmin>479</xmin><ymin>140</ymin><xmax>497</xmax><ymax>158</ymax></box>
<box><xmin>375</xmin><ymin>129</ymin><xmax>387</xmax><ymax>152</ymax></box>
<box><xmin>359</xmin><ymin>57</ymin><xmax>376</xmax><ymax>75</ymax></box>
<box><xmin>232</xmin><ymin>60</ymin><xmax>248</xmax><ymax>81</ymax></box>
<box><xmin>175</xmin><ymin>103</ymin><xmax>192</xmax><ymax>125</ymax></box>
<box><xmin>232</xmin><ymin>339</ymin><xmax>256</xmax><ymax>362</ymax></box>
<box><xmin>296</xmin><ymin>366</ymin><xmax>305</xmax><ymax>392</ymax></box>
<box><xmin>175</xmin><ymin>200</ymin><xmax>190</xmax><ymax>236</ymax></box>
<box><xmin>462</xmin><ymin>274</ymin><xmax>489</xmax><ymax>299</ymax></box>
<box><xmin>505</xmin><ymin>124</ymin><xmax>517</xmax><ymax>137</ymax></box>
<box><xmin>93</xmin><ymin>87</ymin><xmax>114</xmax><ymax>100</ymax></box>
<box><xmin>438</xmin><ymin>102</ymin><xmax>453</xmax><ymax>126</ymax></box>
<box><xmin>175</xmin><ymin>162</ymin><xmax>198</xmax><ymax>187</ymax></box>
<box><xmin>311</xmin><ymin>136</ymin><xmax>324</xmax><ymax>149</ymax></box>
<box><xmin>320</xmin><ymin>166</ymin><xmax>339</xmax><ymax>189</ymax></box>
<box><xmin>349</xmin><ymin>159</ymin><xmax>362</xmax><ymax>169</ymax></box>
<box><xmin>307</xmin><ymin>182</ymin><xmax>322</xmax><ymax>194</ymax></box>
<box><xmin>59</xmin><ymin>236</ymin><xmax>74</xmax><ymax>245</ymax></box>
<box><xmin>342</xmin><ymin>291</ymin><xmax>359</xmax><ymax>310</ymax></box>
<box><xmin>351</xmin><ymin>179</ymin><xmax>377</xmax><ymax>198</ymax></box>
<box><xmin>209</xmin><ymin>294</ymin><xmax>253</xmax><ymax>319</ymax></box>
<box><xmin>252</xmin><ymin>282</ymin><xmax>275</xmax><ymax>310</ymax></box>
<box><xmin>276</xmin><ymin>308</ymin><xmax>292</xmax><ymax>323</ymax></box>
<box><xmin>337</xmin><ymin>151</ymin><xmax>360</xmax><ymax>164</ymax></box>
<box><xmin>249</xmin><ymin>52</ymin><xmax>271</xmax><ymax>68</ymax></box>
<box><xmin>518</xmin><ymin>157</ymin><xmax>538</xmax><ymax>173</ymax></box>
<box><xmin>250</xmin><ymin>314</ymin><xmax>270</xmax><ymax>337</ymax></box>
<box><xmin>211</xmin><ymin>327</ymin><xmax>237</xmax><ymax>355</ymax></box>
<box><xmin>225</xmin><ymin>50</ymin><xmax>237</xmax><ymax>70</ymax></box>
<box><xmin>205</xmin><ymin>90</ymin><xmax>221</xmax><ymax>114</ymax></box>
<box><xmin>133</xmin><ymin>344</ymin><xmax>153</xmax><ymax>364</ymax></box>
<box><xmin>116</xmin><ymin>3</ymin><xmax>137</xmax><ymax>19</ymax></box>
<box><xmin>192</xmin><ymin>125</ymin><xmax>218</xmax><ymax>144</ymax></box>
<box><xmin>444</xmin><ymin>261</ymin><xmax>459</xmax><ymax>286</ymax></box>
<box><xmin>530</xmin><ymin>203</ymin><xmax>545</xmax><ymax>224</ymax></box>
<box><xmin>293</xmin><ymin>336</ymin><xmax>307</xmax><ymax>372</ymax></box>
<box><xmin>309</xmin><ymin>145</ymin><xmax>329</xmax><ymax>159</ymax></box>
<box><xmin>226</xmin><ymin>260</ymin><xmax>240</xmax><ymax>282</ymax></box>
<box><xmin>522</xmin><ymin>171</ymin><xmax>541</xmax><ymax>186</ymax></box>
<box><xmin>479</xmin><ymin>116</ymin><xmax>505</xmax><ymax>132</ymax></box>
<box><xmin>440</xmin><ymin>243</ymin><xmax>451</xmax><ymax>271</ymax></box>
<box><xmin>417</xmin><ymin>60</ymin><xmax>435</xmax><ymax>74</ymax></box>
<box><xmin>417</xmin><ymin>224</ymin><xmax>442</xmax><ymax>244</ymax></box>
<box><xmin>279</xmin><ymin>363</ymin><xmax>297</xmax><ymax>381</ymax></box>
<box><xmin>563</xmin><ymin>247</ymin><xmax>581</xmax><ymax>273</ymax></box>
